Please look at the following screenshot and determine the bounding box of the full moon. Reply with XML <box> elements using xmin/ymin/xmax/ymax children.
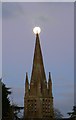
<box><xmin>33</xmin><ymin>27</ymin><xmax>41</xmax><ymax>34</ymax></box>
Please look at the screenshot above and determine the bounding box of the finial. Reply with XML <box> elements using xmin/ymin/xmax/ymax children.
<box><xmin>33</xmin><ymin>27</ymin><xmax>41</xmax><ymax>35</ymax></box>
<box><xmin>49</xmin><ymin>72</ymin><xmax>52</xmax><ymax>82</ymax></box>
<box><xmin>49</xmin><ymin>72</ymin><xmax>51</xmax><ymax>78</ymax></box>
<box><xmin>26</xmin><ymin>72</ymin><xmax>28</xmax><ymax>82</ymax></box>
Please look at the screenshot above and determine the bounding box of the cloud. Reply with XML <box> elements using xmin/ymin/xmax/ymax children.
<box><xmin>2</xmin><ymin>3</ymin><xmax>23</xmax><ymax>19</ymax></box>
<box><xmin>2</xmin><ymin>2</ymin><xmax>54</xmax><ymax>26</ymax></box>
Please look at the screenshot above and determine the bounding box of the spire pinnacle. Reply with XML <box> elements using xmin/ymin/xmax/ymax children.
<box><xmin>25</xmin><ymin>72</ymin><xmax>29</xmax><ymax>96</ymax></box>
<box><xmin>25</xmin><ymin>72</ymin><xmax>29</xmax><ymax>84</ymax></box>
<box><xmin>48</xmin><ymin>72</ymin><xmax>52</xmax><ymax>82</ymax></box>
<box><xmin>48</xmin><ymin>72</ymin><xmax>52</xmax><ymax>97</ymax></box>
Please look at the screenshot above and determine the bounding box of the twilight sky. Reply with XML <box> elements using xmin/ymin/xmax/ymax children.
<box><xmin>2</xmin><ymin>2</ymin><xmax>74</xmax><ymax>117</ymax></box>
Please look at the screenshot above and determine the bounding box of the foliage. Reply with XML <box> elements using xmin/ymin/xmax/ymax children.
<box><xmin>11</xmin><ymin>104</ymin><xmax>24</xmax><ymax>119</ymax></box>
<box><xmin>2</xmin><ymin>79</ymin><xmax>13</xmax><ymax>120</ymax></box>
<box><xmin>1</xmin><ymin>78</ymin><xmax>24</xmax><ymax>120</ymax></box>
<box><xmin>67</xmin><ymin>106</ymin><xmax>76</xmax><ymax>118</ymax></box>
<box><xmin>54</xmin><ymin>108</ymin><xmax>63</xmax><ymax>119</ymax></box>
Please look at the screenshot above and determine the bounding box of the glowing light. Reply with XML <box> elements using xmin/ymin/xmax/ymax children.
<box><xmin>33</xmin><ymin>27</ymin><xmax>41</xmax><ymax>34</ymax></box>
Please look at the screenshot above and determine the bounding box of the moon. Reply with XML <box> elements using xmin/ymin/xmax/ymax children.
<box><xmin>33</xmin><ymin>27</ymin><xmax>41</xmax><ymax>34</ymax></box>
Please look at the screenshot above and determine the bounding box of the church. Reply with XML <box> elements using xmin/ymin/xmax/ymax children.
<box><xmin>24</xmin><ymin>27</ymin><xmax>54</xmax><ymax>120</ymax></box>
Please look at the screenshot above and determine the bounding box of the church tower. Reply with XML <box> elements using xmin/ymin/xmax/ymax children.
<box><xmin>24</xmin><ymin>27</ymin><xmax>54</xmax><ymax>119</ymax></box>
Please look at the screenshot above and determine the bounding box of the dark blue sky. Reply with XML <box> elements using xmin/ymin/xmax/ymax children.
<box><xmin>2</xmin><ymin>2</ymin><xmax>74</xmax><ymax>117</ymax></box>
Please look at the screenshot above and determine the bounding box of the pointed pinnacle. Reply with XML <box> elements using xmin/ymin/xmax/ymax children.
<box><xmin>48</xmin><ymin>72</ymin><xmax>52</xmax><ymax>82</ymax></box>
<box><xmin>25</xmin><ymin>72</ymin><xmax>29</xmax><ymax>83</ymax></box>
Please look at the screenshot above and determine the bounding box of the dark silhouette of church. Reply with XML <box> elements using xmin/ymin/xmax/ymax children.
<box><xmin>24</xmin><ymin>32</ymin><xmax>54</xmax><ymax>120</ymax></box>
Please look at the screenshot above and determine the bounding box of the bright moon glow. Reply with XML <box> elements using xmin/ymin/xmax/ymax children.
<box><xmin>33</xmin><ymin>27</ymin><xmax>41</xmax><ymax>34</ymax></box>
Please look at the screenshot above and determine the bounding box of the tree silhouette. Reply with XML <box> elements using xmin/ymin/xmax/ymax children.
<box><xmin>11</xmin><ymin>104</ymin><xmax>24</xmax><ymax>119</ymax></box>
<box><xmin>2</xmin><ymin>79</ymin><xmax>13</xmax><ymax>120</ymax></box>
<box><xmin>67</xmin><ymin>106</ymin><xmax>76</xmax><ymax>118</ymax></box>
<box><xmin>54</xmin><ymin>108</ymin><xmax>63</xmax><ymax>119</ymax></box>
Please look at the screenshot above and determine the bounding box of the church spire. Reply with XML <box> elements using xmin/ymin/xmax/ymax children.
<box><xmin>24</xmin><ymin>28</ymin><xmax>54</xmax><ymax>119</ymax></box>
<box><xmin>31</xmin><ymin>33</ymin><xmax>46</xmax><ymax>83</ymax></box>
<box><xmin>30</xmin><ymin>33</ymin><xmax>47</xmax><ymax>96</ymax></box>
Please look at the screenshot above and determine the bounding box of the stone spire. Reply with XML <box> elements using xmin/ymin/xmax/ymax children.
<box><xmin>48</xmin><ymin>72</ymin><xmax>52</xmax><ymax>97</ymax></box>
<box><xmin>25</xmin><ymin>72</ymin><xmax>29</xmax><ymax>96</ymax></box>
<box><xmin>30</xmin><ymin>33</ymin><xmax>47</xmax><ymax>95</ymax></box>
<box><xmin>48</xmin><ymin>72</ymin><xmax>52</xmax><ymax>83</ymax></box>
